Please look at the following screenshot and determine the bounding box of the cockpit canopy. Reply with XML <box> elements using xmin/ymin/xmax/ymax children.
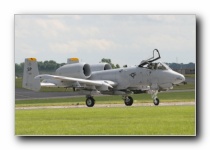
<box><xmin>144</xmin><ymin>62</ymin><xmax>171</xmax><ymax>70</ymax></box>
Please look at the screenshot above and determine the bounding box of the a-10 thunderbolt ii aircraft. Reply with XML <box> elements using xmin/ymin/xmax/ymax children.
<box><xmin>22</xmin><ymin>49</ymin><xmax>185</xmax><ymax>107</ymax></box>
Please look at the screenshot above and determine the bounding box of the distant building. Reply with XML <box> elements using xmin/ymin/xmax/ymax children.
<box><xmin>173</xmin><ymin>69</ymin><xmax>195</xmax><ymax>74</ymax></box>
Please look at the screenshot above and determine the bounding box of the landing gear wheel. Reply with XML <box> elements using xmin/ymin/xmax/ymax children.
<box><xmin>86</xmin><ymin>97</ymin><xmax>95</xmax><ymax>107</ymax></box>
<box><xmin>124</xmin><ymin>96</ymin><xmax>133</xmax><ymax>106</ymax></box>
<box><xmin>153</xmin><ymin>98</ymin><xmax>159</xmax><ymax>106</ymax></box>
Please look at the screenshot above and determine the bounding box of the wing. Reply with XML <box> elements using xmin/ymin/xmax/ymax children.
<box><xmin>35</xmin><ymin>74</ymin><xmax>117</xmax><ymax>91</ymax></box>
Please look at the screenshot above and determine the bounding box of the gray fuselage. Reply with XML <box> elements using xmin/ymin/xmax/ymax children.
<box><xmin>90</xmin><ymin>63</ymin><xmax>185</xmax><ymax>91</ymax></box>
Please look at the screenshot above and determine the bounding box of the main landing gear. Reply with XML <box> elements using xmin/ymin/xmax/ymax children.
<box><xmin>86</xmin><ymin>95</ymin><xmax>95</xmax><ymax>107</ymax></box>
<box><xmin>85</xmin><ymin>95</ymin><xmax>134</xmax><ymax>107</ymax></box>
<box><xmin>122</xmin><ymin>96</ymin><xmax>133</xmax><ymax>106</ymax></box>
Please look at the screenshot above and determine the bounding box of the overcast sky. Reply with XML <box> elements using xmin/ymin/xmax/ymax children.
<box><xmin>15</xmin><ymin>15</ymin><xmax>195</xmax><ymax>66</ymax></box>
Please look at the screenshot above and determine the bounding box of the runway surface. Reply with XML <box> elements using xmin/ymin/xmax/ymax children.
<box><xmin>15</xmin><ymin>88</ymin><xmax>195</xmax><ymax>100</ymax></box>
<box><xmin>15</xmin><ymin>101</ymin><xmax>195</xmax><ymax>110</ymax></box>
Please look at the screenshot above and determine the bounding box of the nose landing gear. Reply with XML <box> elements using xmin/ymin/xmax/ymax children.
<box><xmin>148</xmin><ymin>90</ymin><xmax>160</xmax><ymax>106</ymax></box>
<box><xmin>153</xmin><ymin>97</ymin><xmax>159</xmax><ymax>105</ymax></box>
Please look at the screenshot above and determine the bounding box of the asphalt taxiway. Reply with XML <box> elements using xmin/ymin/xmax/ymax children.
<box><xmin>15</xmin><ymin>88</ymin><xmax>86</xmax><ymax>100</ymax></box>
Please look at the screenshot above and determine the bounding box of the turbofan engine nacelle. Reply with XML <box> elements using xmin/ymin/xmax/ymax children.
<box><xmin>56</xmin><ymin>63</ymin><xmax>91</xmax><ymax>79</ymax></box>
<box><xmin>90</xmin><ymin>63</ymin><xmax>112</xmax><ymax>72</ymax></box>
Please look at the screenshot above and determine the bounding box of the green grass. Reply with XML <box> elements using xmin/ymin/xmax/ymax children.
<box><xmin>172</xmin><ymin>83</ymin><xmax>195</xmax><ymax>90</ymax></box>
<box><xmin>15</xmin><ymin>91</ymin><xmax>196</xmax><ymax>135</ymax></box>
<box><xmin>15</xmin><ymin>78</ymin><xmax>22</xmax><ymax>88</ymax></box>
<box><xmin>15</xmin><ymin>91</ymin><xmax>195</xmax><ymax>107</ymax></box>
<box><xmin>185</xmin><ymin>74</ymin><xmax>195</xmax><ymax>78</ymax></box>
<box><xmin>15</xmin><ymin>106</ymin><xmax>195</xmax><ymax>135</ymax></box>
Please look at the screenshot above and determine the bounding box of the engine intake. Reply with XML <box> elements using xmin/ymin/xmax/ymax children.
<box><xmin>56</xmin><ymin>63</ymin><xmax>91</xmax><ymax>79</ymax></box>
<box><xmin>90</xmin><ymin>63</ymin><xmax>112</xmax><ymax>72</ymax></box>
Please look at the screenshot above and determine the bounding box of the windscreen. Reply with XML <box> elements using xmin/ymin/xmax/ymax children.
<box><xmin>146</xmin><ymin>62</ymin><xmax>170</xmax><ymax>70</ymax></box>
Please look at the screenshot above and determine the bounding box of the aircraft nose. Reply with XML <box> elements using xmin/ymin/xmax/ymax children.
<box><xmin>174</xmin><ymin>74</ymin><xmax>185</xmax><ymax>84</ymax></box>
